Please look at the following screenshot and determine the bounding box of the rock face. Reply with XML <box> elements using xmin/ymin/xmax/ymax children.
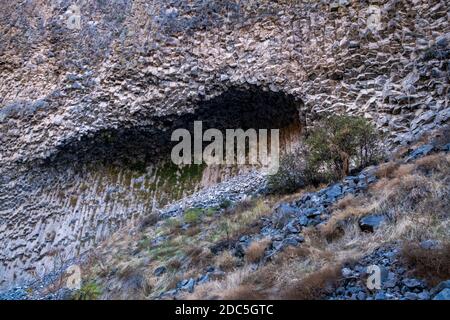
<box><xmin>0</xmin><ymin>0</ymin><xmax>449</xmax><ymax>289</ymax></box>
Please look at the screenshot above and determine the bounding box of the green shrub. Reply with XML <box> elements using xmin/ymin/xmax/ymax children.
<box><xmin>184</xmin><ymin>207</ymin><xmax>203</xmax><ymax>224</ymax></box>
<box><xmin>219</xmin><ymin>198</ymin><xmax>233</xmax><ymax>209</ymax></box>
<box><xmin>164</xmin><ymin>217</ymin><xmax>182</xmax><ymax>234</ymax></box>
<box><xmin>306</xmin><ymin>115</ymin><xmax>383</xmax><ymax>180</ymax></box>
<box><xmin>267</xmin><ymin>115</ymin><xmax>383</xmax><ymax>194</ymax></box>
<box><xmin>205</xmin><ymin>207</ymin><xmax>218</xmax><ymax>217</ymax></box>
<box><xmin>72</xmin><ymin>281</ymin><xmax>101</xmax><ymax>300</ymax></box>
<box><xmin>267</xmin><ymin>148</ymin><xmax>313</xmax><ymax>194</ymax></box>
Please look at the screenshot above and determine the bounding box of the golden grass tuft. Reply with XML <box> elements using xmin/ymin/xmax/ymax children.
<box><xmin>245</xmin><ymin>238</ymin><xmax>271</xmax><ymax>263</ymax></box>
<box><xmin>215</xmin><ymin>250</ymin><xmax>239</xmax><ymax>272</ymax></box>
<box><xmin>415</xmin><ymin>153</ymin><xmax>450</xmax><ymax>173</ymax></box>
<box><xmin>76</xmin><ymin>145</ymin><xmax>450</xmax><ymax>300</ymax></box>
<box><xmin>401</xmin><ymin>242</ymin><xmax>450</xmax><ymax>287</ymax></box>
<box><xmin>280</xmin><ymin>265</ymin><xmax>341</xmax><ymax>300</ymax></box>
<box><xmin>375</xmin><ymin>161</ymin><xmax>399</xmax><ymax>179</ymax></box>
<box><xmin>222</xmin><ymin>284</ymin><xmax>267</xmax><ymax>300</ymax></box>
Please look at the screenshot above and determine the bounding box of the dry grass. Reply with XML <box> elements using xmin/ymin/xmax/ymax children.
<box><xmin>215</xmin><ymin>250</ymin><xmax>239</xmax><ymax>272</ymax></box>
<box><xmin>184</xmin><ymin>225</ymin><xmax>201</xmax><ymax>237</ymax></box>
<box><xmin>280</xmin><ymin>265</ymin><xmax>341</xmax><ymax>300</ymax></box>
<box><xmin>415</xmin><ymin>153</ymin><xmax>448</xmax><ymax>173</ymax></box>
<box><xmin>375</xmin><ymin>161</ymin><xmax>399</xmax><ymax>179</ymax></box>
<box><xmin>401</xmin><ymin>243</ymin><xmax>450</xmax><ymax>287</ymax></box>
<box><xmin>245</xmin><ymin>238</ymin><xmax>271</xmax><ymax>263</ymax></box>
<box><xmin>166</xmin><ymin>258</ymin><xmax>182</xmax><ymax>270</ymax></box>
<box><xmin>184</xmin><ymin>266</ymin><xmax>254</xmax><ymax>299</ymax></box>
<box><xmin>75</xmin><ymin>146</ymin><xmax>450</xmax><ymax>300</ymax></box>
<box><xmin>185</xmin><ymin>246</ymin><xmax>214</xmax><ymax>269</ymax></box>
<box><xmin>222</xmin><ymin>284</ymin><xmax>267</xmax><ymax>300</ymax></box>
<box><xmin>320</xmin><ymin>152</ymin><xmax>450</xmax><ymax>245</ymax></box>
<box><xmin>393</xmin><ymin>163</ymin><xmax>415</xmax><ymax>177</ymax></box>
<box><xmin>272</xmin><ymin>246</ymin><xmax>311</xmax><ymax>264</ymax></box>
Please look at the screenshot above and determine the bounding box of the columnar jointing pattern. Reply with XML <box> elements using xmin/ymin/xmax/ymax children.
<box><xmin>0</xmin><ymin>0</ymin><xmax>448</xmax><ymax>289</ymax></box>
<box><xmin>0</xmin><ymin>87</ymin><xmax>301</xmax><ymax>289</ymax></box>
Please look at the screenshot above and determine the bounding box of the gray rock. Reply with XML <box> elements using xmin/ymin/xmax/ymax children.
<box><xmin>441</xmin><ymin>143</ymin><xmax>450</xmax><ymax>152</ymax></box>
<box><xmin>359</xmin><ymin>215</ymin><xmax>386</xmax><ymax>232</ymax></box>
<box><xmin>154</xmin><ymin>266</ymin><xmax>167</xmax><ymax>276</ymax></box>
<box><xmin>298</xmin><ymin>215</ymin><xmax>309</xmax><ymax>226</ymax></box>
<box><xmin>336</xmin><ymin>287</ymin><xmax>345</xmax><ymax>295</ymax></box>
<box><xmin>383</xmin><ymin>278</ymin><xmax>397</xmax><ymax>289</ymax></box>
<box><xmin>436</xmin><ymin>34</ymin><xmax>448</xmax><ymax>47</ymax></box>
<box><xmin>283</xmin><ymin>221</ymin><xmax>299</xmax><ymax>234</ymax></box>
<box><xmin>302</xmin><ymin>208</ymin><xmax>321</xmax><ymax>218</ymax></box>
<box><xmin>239</xmin><ymin>235</ymin><xmax>251</xmax><ymax>243</ymax></box>
<box><xmin>420</xmin><ymin>239</ymin><xmax>439</xmax><ymax>250</ymax></box>
<box><xmin>402</xmin><ymin>278</ymin><xmax>424</xmax><ymax>289</ymax></box>
<box><xmin>375</xmin><ymin>292</ymin><xmax>387</xmax><ymax>300</ymax></box>
<box><xmin>325</xmin><ymin>184</ymin><xmax>342</xmax><ymax>200</ymax></box>
<box><xmin>417</xmin><ymin>291</ymin><xmax>430</xmax><ymax>300</ymax></box>
<box><xmin>357</xmin><ymin>291</ymin><xmax>367</xmax><ymax>300</ymax></box>
<box><xmin>406</xmin><ymin>144</ymin><xmax>434</xmax><ymax>161</ymax></box>
<box><xmin>430</xmin><ymin>280</ymin><xmax>450</xmax><ymax>295</ymax></box>
<box><xmin>433</xmin><ymin>288</ymin><xmax>450</xmax><ymax>300</ymax></box>
<box><xmin>405</xmin><ymin>292</ymin><xmax>418</xmax><ymax>300</ymax></box>
<box><xmin>273</xmin><ymin>204</ymin><xmax>300</xmax><ymax>227</ymax></box>
<box><xmin>283</xmin><ymin>235</ymin><xmax>304</xmax><ymax>247</ymax></box>
<box><xmin>341</xmin><ymin>267</ymin><xmax>353</xmax><ymax>278</ymax></box>
<box><xmin>197</xmin><ymin>274</ymin><xmax>209</xmax><ymax>285</ymax></box>
<box><xmin>180</xmin><ymin>278</ymin><xmax>196</xmax><ymax>293</ymax></box>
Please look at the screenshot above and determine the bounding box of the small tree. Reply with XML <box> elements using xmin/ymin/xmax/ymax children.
<box><xmin>306</xmin><ymin>115</ymin><xmax>382</xmax><ymax>179</ymax></box>
<box><xmin>267</xmin><ymin>115</ymin><xmax>383</xmax><ymax>194</ymax></box>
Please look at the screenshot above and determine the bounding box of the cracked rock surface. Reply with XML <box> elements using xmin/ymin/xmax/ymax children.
<box><xmin>0</xmin><ymin>0</ymin><xmax>449</xmax><ymax>289</ymax></box>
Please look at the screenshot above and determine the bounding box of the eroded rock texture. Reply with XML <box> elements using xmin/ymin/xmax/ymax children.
<box><xmin>0</xmin><ymin>0</ymin><xmax>448</xmax><ymax>289</ymax></box>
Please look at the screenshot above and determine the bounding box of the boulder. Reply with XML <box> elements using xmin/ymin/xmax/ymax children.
<box><xmin>359</xmin><ymin>215</ymin><xmax>386</xmax><ymax>232</ymax></box>
<box><xmin>324</xmin><ymin>184</ymin><xmax>343</xmax><ymax>200</ymax></box>
<box><xmin>375</xmin><ymin>292</ymin><xmax>387</xmax><ymax>300</ymax></box>
<box><xmin>406</xmin><ymin>144</ymin><xmax>434</xmax><ymax>161</ymax></box>
<box><xmin>303</xmin><ymin>208</ymin><xmax>321</xmax><ymax>218</ymax></box>
<box><xmin>178</xmin><ymin>278</ymin><xmax>196</xmax><ymax>293</ymax></box>
<box><xmin>417</xmin><ymin>291</ymin><xmax>430</xmax><ymax>300</ymax></box>
<box><xmin>298</xmin><ymin>215</ymin><xmax>309</xmax><ymax>226</ymax></box>
<box><xmin>433</xmin><ymin>288</ymin><xmax>450</xmax><ymax>300</ymax></box>
<box><xmin>402</xmin><ymin>278</ymin><xmax>424</xmax><ymax>289</ymax></box>
<box><xmin>431</xmin><ymin>280</ymin><xmax>450</xmax><ymax>295</ymax></box>
<box><xmin>404</xmin><ymin>292</ymin><xmax>418</xmax><ymax>300</ymax></box>
<box><xmin>273</xmin><ymin>204</ymin><xmax>300</xmax><ymax>227</ymax></box>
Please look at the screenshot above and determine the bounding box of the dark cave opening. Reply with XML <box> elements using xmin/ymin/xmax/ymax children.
<box><xmin>49</xmin><ymin>86</ymin><xmax>303</xmax><ymax>169</ymax></box>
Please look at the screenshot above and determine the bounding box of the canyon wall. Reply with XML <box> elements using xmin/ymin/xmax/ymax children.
<box><xmin>0</xmin><ymin>0</ymin><xmax>448</xmax><ymax>289</ymax></box>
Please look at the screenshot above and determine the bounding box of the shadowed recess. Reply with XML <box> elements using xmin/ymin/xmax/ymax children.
<box><xmin>48</xmin><ymin>86</ymin><xmax>303</xmax><ymax>169</ymax></box>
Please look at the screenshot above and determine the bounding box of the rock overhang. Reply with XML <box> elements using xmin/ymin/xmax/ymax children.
<box><xmin>0</xmin><ymin>0</ymin><xmax>449</xmax><ymax>289</ymax></box>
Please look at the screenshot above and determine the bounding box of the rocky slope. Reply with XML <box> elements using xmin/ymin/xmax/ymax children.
<box><xmin>2</xmin><ymin>130</ymin><xmax>448</xmax><ymax>300</ymax></box>
<box><xmin>0</xmin><ymin>0</ymin><xmax>449</xmax><ymax>290</ymax></box>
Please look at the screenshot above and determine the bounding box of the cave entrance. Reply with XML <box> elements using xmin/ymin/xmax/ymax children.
<box><xmin>17</xmin><ymin>86</ymin><xmax>304</xmax><ymax>277</ymax></box>
<box><xmin>55</xmin><ymin>86</ymin><xmax>304</xmax><ymax>169</ymax></box>
<box><xmin>50</xmin><ymin>86</ymin><xmax>304</xmax><ymax>208</ymax></box>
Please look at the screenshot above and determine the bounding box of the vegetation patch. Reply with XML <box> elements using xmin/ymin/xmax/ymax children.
<box><xmin>401</xmin><ymin>242</ymin><xmax>450</xmax><ymax>287</ymax></box>
<box><xmin>72</xmin><ymin>281</ymin><xmax>102</xmax><ymax>300</ymax></box>
<box><xmin>184</xmin><ymin>207</ymin><xmax>204</xmax><ymax>224</ymax></box>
